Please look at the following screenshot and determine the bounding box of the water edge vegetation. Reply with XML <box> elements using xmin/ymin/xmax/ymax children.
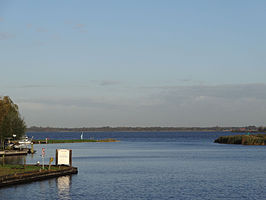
<box><xmin>214</xmin><ymin>134</ymin><xmax>266</xmax><ymax>145</ymax></box>
<box><xmin>33</xmin><ymin>138</ymin><xmax>119</xmax><ymax>144</ymax></box>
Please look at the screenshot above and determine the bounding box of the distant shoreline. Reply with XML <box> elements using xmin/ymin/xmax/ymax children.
<box><xmin>27</xmin><ymin>126</ymin><xmax>263</xmax><ymax>133</ymax></box>
<box><xmin>33</xmin><ymin>138</ymin><xmax>119</xmax><ymax>144</ymax></box>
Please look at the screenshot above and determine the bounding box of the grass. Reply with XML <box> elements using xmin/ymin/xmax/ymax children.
<box><xmin>214</xmin><ymin>134</ymin><xmax>266</xmax><ymax>145</ymax></box>
<box><xmin>0</xmin><ymin>164</ymin><xmax>67</xmax><ymax>176</ymax></box>
<box><xmin>33</xmin><ymin>138</ymin><xmax>119</xmax><ymax>144</ymax></box>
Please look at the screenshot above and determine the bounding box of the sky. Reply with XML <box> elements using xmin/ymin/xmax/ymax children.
<box><xmin>0</xmin><ymin>0</ymin><xmax>266</xmax><ymax>127</ymax></box>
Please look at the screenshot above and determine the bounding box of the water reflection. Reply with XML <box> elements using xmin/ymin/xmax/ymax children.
<box><xmin>0</xmin><ymin>155</ymin><xmax>25</xmax><ymax>165</ymax></box>
<box><xmin>57</xmin><ymin>175</ymin><xmax>71</xmax><ymax>200</ymax></box>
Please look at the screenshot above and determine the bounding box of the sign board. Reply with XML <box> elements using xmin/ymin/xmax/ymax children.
<box><xmin>56</xmin><ymin>149</ymin><xmax>72</xmax><ymax>166</ymax></box>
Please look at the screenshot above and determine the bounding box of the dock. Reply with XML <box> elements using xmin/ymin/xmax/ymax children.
<box><xmin>0</xmin><ymin>165</ymin><xmax>78</xmax><ymax>188</ymax></box>
<box><xmin>0</xmin><ymin>150</ymin><xmax>28</xmax><ymax>157</ymax></box>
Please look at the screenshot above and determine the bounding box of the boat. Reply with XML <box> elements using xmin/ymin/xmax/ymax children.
<box><xmin>18</xmin><ymin>136</ymin><xmax>32</xmax><ymax>145</ymax></box>
<box><xmin>14</xmin><ymin>136</ymin><xmax>33</xmax><ymax>149</ymax></box>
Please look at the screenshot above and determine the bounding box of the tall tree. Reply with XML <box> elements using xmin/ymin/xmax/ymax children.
<box><xmin>0</xmin><ymin>96</ymin><xmax>26</xmax><ymax>149</ymax></box>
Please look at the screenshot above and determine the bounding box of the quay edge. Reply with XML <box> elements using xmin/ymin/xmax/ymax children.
<box><xmin>0</xmin><ymin>150</ymin><xmax>28</xmax><ymax>157</ymax></box>
<box><xmin>0</xmin><ymin>165</ymin><xmax>78</xmax><ymax>188</ymax></box>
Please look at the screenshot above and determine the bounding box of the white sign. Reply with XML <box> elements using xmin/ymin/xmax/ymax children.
<box><xmin>57</xmin><ymin>149</ymin><xmax>71</xmax><ymax>165</ymax></box>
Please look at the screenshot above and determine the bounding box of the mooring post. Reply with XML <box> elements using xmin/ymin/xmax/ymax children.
<box><xmin>24</xmin><ymin>156</ymin><xmax>26</xmax><ymax>169</ymax></box>
<box><xmin>49</xmin><ymin>157</ymin><xmax>54</xmax><ymax>170</ymax></box>
<box><xmin>2</xmin><ymin>154</ymin><xmax>5</xmax><ymax>166</ymax></box>
<box><xmin>42</xmin><ymin>148</ymin><xmax>45</xmax><ymax>169</ymax></box>
<box><xmin>31</xmin><ymin>142</ymin><xmax>34</xmax><ymax>154</ymax></box>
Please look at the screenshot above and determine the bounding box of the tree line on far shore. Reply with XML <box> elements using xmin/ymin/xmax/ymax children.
<box><xmin>0</xmin><ymin>96</ymin><xmax>26</xmax><ymax>150</ymax></box>
<box><xmin>27</xmin><ymin>126</ymin><xmax>266</xmax><ymax>133</ymax></box>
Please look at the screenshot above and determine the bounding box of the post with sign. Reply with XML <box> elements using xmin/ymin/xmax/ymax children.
<box><xmin>56</xmin><ymin>149</ymin><xmax>72</xmax><ymax>167</ymax></box>
<box><xmin>42</xmin><ymin>148</ymin><xmax>45</xmax><ymax>169</ymax></box>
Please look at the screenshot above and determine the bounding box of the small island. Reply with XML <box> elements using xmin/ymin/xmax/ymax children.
<box><xmin>214</xmin><ymin>134</ymin><xmax>266</xmax><ymax>145</ymax></box>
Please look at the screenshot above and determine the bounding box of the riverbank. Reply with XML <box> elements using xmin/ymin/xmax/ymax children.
<box><xmin>0</xmin><ymin>164</ymin><xmax>78</xmax><ymax>187</ymax></box>
<box><xmin>214</xmin><ymin>134</ymin><xmax>266</xmax><ymax>145</ymax></box>
<box><xmin>33</xmin><ymin>138</ymin><xmax>118</xmax><ymax>144</ymax></box>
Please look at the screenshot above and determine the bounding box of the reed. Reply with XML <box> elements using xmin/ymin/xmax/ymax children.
<box><xmin>214</xmin><ymin>134</ymin><xmax>266</xmax><ymax>145</ymax></box>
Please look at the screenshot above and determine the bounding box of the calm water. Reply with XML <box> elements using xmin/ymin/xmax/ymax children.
<box><xmin>0</xmin><ymin>131</ymin><xmax>266</xmax><ymax>200</ymax></box>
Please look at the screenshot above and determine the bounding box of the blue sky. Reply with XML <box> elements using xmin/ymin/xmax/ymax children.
<box><xmin>1</xmin><ymin>0</ymin><xmax>266</xmax><ymax>127</ymax></box>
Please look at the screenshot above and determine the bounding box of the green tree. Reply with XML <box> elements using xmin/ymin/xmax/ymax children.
<box><xmin>0</xmin><ymin>96</ymin><xmax>26</xmax><ymax>149</ymax></box>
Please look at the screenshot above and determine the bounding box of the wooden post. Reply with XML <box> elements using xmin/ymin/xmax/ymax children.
<box><xmin>42</xmin><ymin>148</ymin><xmax>45</xmax><ymax>169</ymax></box>
<box><xmin>70</xmin><ymin>150</ymin><xmax>72</xmax><ymax>167</ymax></box>
<box><xmin>2</xmin><ymin>154</ymin><xmax>5</xmax><ymax>166</ymax></box>
<box><xmin>49</xmin><ymin>157</ymin><xmax>54</xmax><ymax>170</ymax></box>
<box><xmin>56</xmin><ymin>149</ymin><xmax>58</xmax><ymax>166</ymax></box>
<box><xmin>31</xmin><ymin>142</ymin><xmax>34</xmax><ymax>154</ymax></box>
<box><xmin>24</xmin><ymin>156</ymin><xmax>26</xmax><ymax>169</ymax></box>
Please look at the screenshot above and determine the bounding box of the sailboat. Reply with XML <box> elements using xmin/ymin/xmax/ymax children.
<box><xmin>80</xmin><ymin>132</ymin><xmax>83</xmax><ymax>140</ymax></box>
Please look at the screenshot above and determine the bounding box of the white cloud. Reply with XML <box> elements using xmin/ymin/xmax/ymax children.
<box><xmin>26</xmin><ymin>24</ymin><xmax>32</xmax><ymax>28</ymax></box>
<box><xmin>19</xmin><ymin>102</ymin><xmax>46</xmax><ymax>111</ymax></box>
<box><xmin>36</xmin><ymin>28</ymin><xmax>48</xmax><ymax>32</ymax></box>
<box><xmin>99</xmin><ymin>80</ymin><xmax>121</xmax><ymax>86</ymax></box>
<box><xmin>73</xmin><ymin>24</ymin><xmax>85</xmax><ymax>29</ymax></box>
<box><xmin>0</xmin><ymin>32</ymin><xmax>15</xmax><ymax>40</ymax></box>
<box><xmin>15</xmin><ymin>83</ymin><xmax>266</xmax><ymax>127</ymax></box>
<box><xmin>158</xmin><ymin>83</ymin><xmax>266</xmax><ymax>103</ymax></box>
<box><xmin>10</xmin><ymin>84</ymin><xmax>55</xmax><ymax>89</ymax></box>
<box><xmin>72</xmin><ymin>23</ymin><xmax>87</xmax><ymax>33</ymax></box>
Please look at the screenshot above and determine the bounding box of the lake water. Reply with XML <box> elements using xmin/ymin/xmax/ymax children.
<box><xmin>0</xmin><ymin>131</ymin><xmax>266</xmax><ymax>200</ymax></box>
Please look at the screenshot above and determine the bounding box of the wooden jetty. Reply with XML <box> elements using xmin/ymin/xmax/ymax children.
<box><xmin>0</xmin><ymin>165</ymin><xmax>78</xmax><ymax>188</ymax></box>
<box><xmin>0</xmin><ymin>150</ymin><xmax>28</xmax><ymax>157</ymax></box>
